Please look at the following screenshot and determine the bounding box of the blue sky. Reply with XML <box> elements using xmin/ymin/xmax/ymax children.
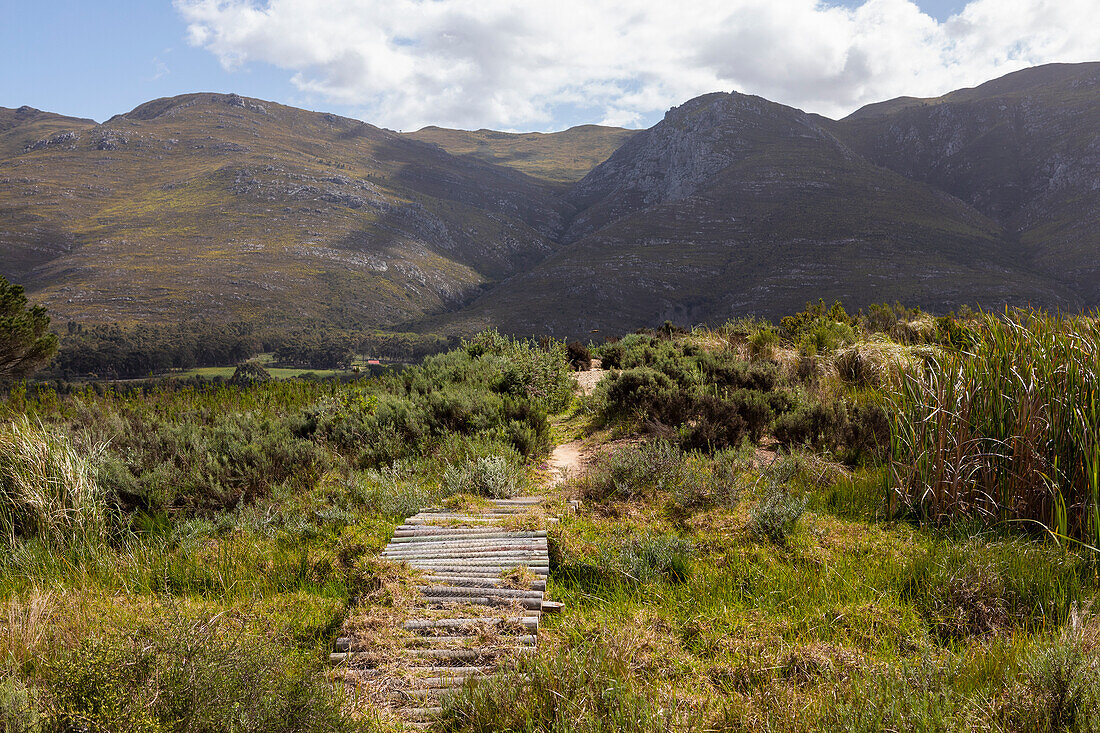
<box><xmin>1</xmin><ymin>2</ymin><xmax>298</xmax><ymax>122</ymax></box>
<box><xmin>1</xmin><ymin>0</ymin><xmax>1092</xmax><ymax>131</ymax></box>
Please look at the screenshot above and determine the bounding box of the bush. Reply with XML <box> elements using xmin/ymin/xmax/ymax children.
<box><xmin>772</xmin><ymin>397</ymin><xmax>890</xmax><ymax>465</ymax></box>
<box><xmin>442</xmin><ymin>454</ymin><xmax>524</xmax><ymax>499</ymax></box>
<box><xmin>567</xmin><ymin>342</ymin><xmax>592</xmax><ymax>371</ymax></box>
<box><xmin>578</xmin><ymin>441</ymin><xmax>685</xmax><ymax>502</ymax></box>
<box><xmin>749</xmin><ymin>486</ymin><xmax>806</xmax><ymax>545</ymax></box>
<box><xmin>747</xmin><ymin>327</ymin><xmax>780</xmax><ymax>359</ymax></box>
<box><xmin>599</xmin><ymin>367</ymin><xmax>677</xmax><ymax>421</ymax></box>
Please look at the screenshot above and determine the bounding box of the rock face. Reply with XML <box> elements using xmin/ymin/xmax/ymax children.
<box><xmin>832</xmin><ymin>62</ymin><xmax>1100</xmax><ymax>303</ymax></box>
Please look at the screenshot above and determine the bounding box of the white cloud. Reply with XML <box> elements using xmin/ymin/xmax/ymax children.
<box><xmin>174</xmin><ymin>0</ymin><xmax>1100</xmax><ymax>131</ymax></box>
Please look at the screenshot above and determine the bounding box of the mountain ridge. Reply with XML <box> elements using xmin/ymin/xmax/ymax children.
<box><xmin>1</xmin><ymin>62</ymin><xmax>1097</xmax><ymax>338</ymax></box>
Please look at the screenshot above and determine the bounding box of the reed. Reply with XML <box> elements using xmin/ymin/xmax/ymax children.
<box><xmin>0</xmin><ymin>415</ymin><xmax>105</xmax><ymax>550</ymax></box>
<box><xmin>891</xmin><ymin>310</ymin><xmax>1100</xmax><ymax>548</ymax></box>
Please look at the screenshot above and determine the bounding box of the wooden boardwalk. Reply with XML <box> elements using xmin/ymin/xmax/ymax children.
<box><xmin>332</xmin><ymin>497</ymin><xmax>558</xmax><ymax>727</ymax></box>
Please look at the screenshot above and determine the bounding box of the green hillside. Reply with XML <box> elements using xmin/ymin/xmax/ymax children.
<box><xmin>405</xmin><ymin>124</ymin><xmax>638</xmax><ymax>185</ymax></box>
<box><xmin>0</xmin><ymin>93</ymin><xmax>572</xmax><ymax>327</ymax></box>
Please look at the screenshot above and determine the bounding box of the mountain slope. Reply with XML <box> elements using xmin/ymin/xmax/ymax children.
<box><xmin>0</xmin><ymin>106</ymin><xmax>96</xmax><ymax>159</ymax></box>
<box><xmin>404</xmin><ymin>125</ymin><xmax>638</xmax><ymax>185</ymax></box>
<box><xmin>0</xmin><ymin>93</ymin><xmax>573</xmax><ymax>326</ymax></box>
<box><xmin>834</xmin><ymin>62</ymin><xmax>1100</xmax><ymax>302</ymax></box>
<box><xmin>434</xmin><ymin>90</ymin><xmax>1073</xmax><ymax>337</ymax></box>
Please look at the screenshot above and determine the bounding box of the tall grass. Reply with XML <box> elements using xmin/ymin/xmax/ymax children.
<box><xmin>0</xmin><ymin>415</ymin><xmax>105</xmax><ymax>550</ymax></box>
<box><xmin>891</xmin><ymin>311</ymin><xmax>1100</xmax><ymax>547</ymax></box>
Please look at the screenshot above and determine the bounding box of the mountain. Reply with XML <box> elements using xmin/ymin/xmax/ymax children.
<box><xmin>435</xmin><ymin>80</ymin><xmax>1084</xmax><ymax>336</ymax></box>
<box><xmin>0</xmin><ymin>93</ymin><xmax>572</xmax><ymax>326</ymax></box>
<box><xmin>1</xmin><ymin>63</ymin><xmax>1097</xmax><ymax>338</ymax></box>
<box><xmin>404</xmin><ymin>125</ymin><xmax>638</xmax><ymax>185</ymax></box>
<box><xmin>832</xmin><ymin>62</ymin><xmax>1100</xmax><ymax>304</ymax></box>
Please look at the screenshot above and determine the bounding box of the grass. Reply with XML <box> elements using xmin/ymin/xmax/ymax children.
<box><xmin>891</xmin><ymin>310</ymin><xmax>1100</xmax><ymax>548</ymax></box>
<box><xmin>173</xmin><ymin>366</ymin><xmax>344</xmax><ymax>379</ymax></box>
<box><xmin>0</xmin><ymin>330</ymin><xmax>573</xmax><ymax>731</ymax></box>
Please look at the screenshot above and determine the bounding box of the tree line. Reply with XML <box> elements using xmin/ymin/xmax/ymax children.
<box><xmin>51</xmin><ymin>321</ymin><xmax>456</xmax><ymax>380</ymax></box>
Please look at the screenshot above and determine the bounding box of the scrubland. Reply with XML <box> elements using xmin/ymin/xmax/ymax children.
<box><xmin>2</xmin><ymin>304</ymin><xmax>1099</xmax><ymax>732</ymax></box>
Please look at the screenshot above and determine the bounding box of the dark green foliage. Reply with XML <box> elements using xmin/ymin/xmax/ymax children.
<box><xmin>94</xmin><ymin>408</ymin><xmax>330</xmax><ymax>513</ymax></box>
<box><xmin>309</xmin><ymin>342</ymin><xmax>560</xmax><ymax>467</ymax></box>
<box><xmin>780</xmin><ymin>300</ymin><xmax>855</xmax><ymax>342</ymax></box>
<box><xmin>599</xmin><ymin>367</ymin><xmax>678</xmax><ymax>422</ymax></box>
<box><xmin>773</xmin><ymin>396</ymin><xmax>889</xmax><ymax>465</ymax></box>
<box><xmin>52</xmin><ymin>321</ymin><xmax>452</xmax><ymax>379</ymax></box>
<box><xmin>595</xmin><ymin>338</ymin><xmax>795</xmax><ymax>453</ymax></box>
<box><xmin>567</xmin><ymin>341</ymin><xmax>592</xmax><ymax>370</ymax></box>
<box><xmin>229</xmin><ymin>361</ymin><xmax>273</xmax><ymax>385</ymax></box>
<box><xmin>0</xmin><ymin>276</ymin><xmax>58</xmax><ymax>384</ymax></box>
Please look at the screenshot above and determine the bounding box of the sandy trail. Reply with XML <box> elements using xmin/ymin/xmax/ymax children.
<box><xmin>547</xmin><ymin>440</ymin><xmax>585</xmax><ymax>487</ymax></box>
<box><xmin>545</xmin><ymin>360</ymin><xmax>607</xmax><ymax>487</ymax></box>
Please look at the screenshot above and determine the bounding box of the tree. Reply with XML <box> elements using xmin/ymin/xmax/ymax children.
<box><xmin>0</xmin><ymin>276</ymin><xmax>58</xmax><ymax>382</ymax></box>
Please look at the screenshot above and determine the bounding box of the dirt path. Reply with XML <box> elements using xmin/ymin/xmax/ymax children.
<box><xmin>573</xmin><ymin>358</ymin><xmax>606</xmax><ymax>397</ymax></box>
<box><xmin>545</xmin><ymin>361</ymin><xmax>608</xmax><ymax>487</ymax></box>
<box><xmin>547</xmin><ymin>440</ymin><xmax>586</xmax><ymax>487</ymax></box>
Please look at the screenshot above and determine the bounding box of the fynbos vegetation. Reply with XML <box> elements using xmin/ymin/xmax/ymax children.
<box><xmin>1</xmin><ymin>303</ymin><xmax>1098</xmax><ymax>732</ymax></box>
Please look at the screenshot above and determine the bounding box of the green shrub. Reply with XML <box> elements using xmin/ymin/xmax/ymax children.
<box><xmin>442</xmin><ymin>454</ymin><xmax>524</xmax><ymax>499</ymax></box>
<box><xmin>598</xmin><ymin>367</ymin><xmax>678</xmax><ymax>421</ymax></box>
<box><xmin>577</xmin><ymin>440</ymin><xmax>685</xmax><ymax>502</ymax></box>
<box><xmin>772</xmin><ymin>396</ymin><xmax>889</xmax><ymax>465</ymax></box>
<box><xmin>748</xmin><ymin>487</ymin><xmax>806</xmax><ymax>545</ymax></box>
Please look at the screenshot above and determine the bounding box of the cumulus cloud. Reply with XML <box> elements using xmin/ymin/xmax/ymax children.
<box><xmin>175</xmin><ymin>0</ymin><xmax>1100</xmax><ymax>130</ymax></box>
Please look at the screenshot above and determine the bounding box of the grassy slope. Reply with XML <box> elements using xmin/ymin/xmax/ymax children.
<box><xmin>438</xmin><ymin>325</ymin><xmax>1099</xmax><ymax>731</ymax></box>
<box><xmin>0</xmin><ymin>93</ymin><xmax>572</xmax><ymax>327</ymax></box>
<box><xmin>2</xmin><ymin>322</ymin><xmax>1098</xmax><ymax>730</ymax></box>
<box><xmin>404</xmin><ymin>124</ymin><xmax>639</xmax><ymax>185</ymax></box>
